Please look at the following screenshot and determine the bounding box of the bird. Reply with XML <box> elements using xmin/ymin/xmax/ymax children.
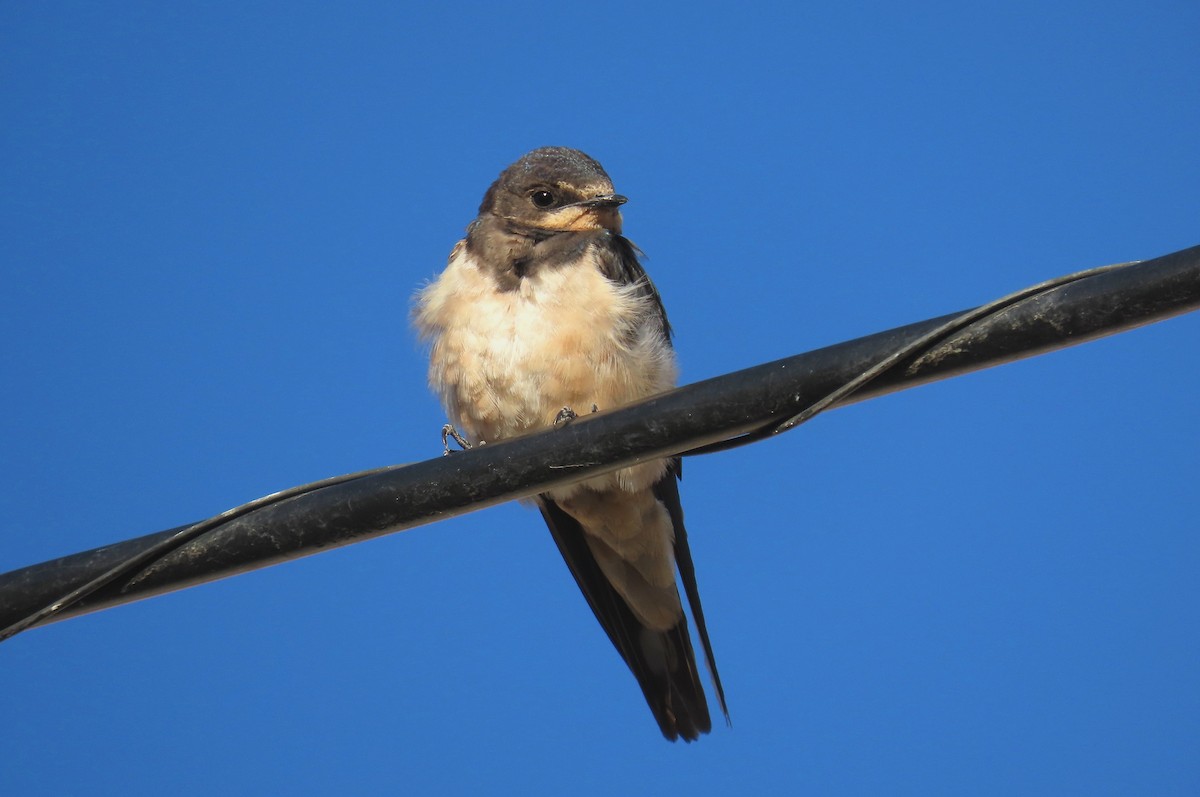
<box><xmin>414</xmin><ymin>146</ymin><xmax>726</xmax><ymax>741</ymax></box>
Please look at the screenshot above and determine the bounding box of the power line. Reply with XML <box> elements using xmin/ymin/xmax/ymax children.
<box><xmin>1</xmin><ymin>243</ymin><xmax>1197</xmax><ymax>639</ymax></box>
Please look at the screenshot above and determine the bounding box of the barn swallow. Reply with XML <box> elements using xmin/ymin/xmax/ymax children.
<box><xmin>414</xmin><ymin>147</ymin><xmax>726</xmax><ymax>741</ymax></box>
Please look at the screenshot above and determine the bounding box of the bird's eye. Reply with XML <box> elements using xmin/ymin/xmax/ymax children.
<box><xmin>530</xmin><ymin>190</ymin><xmax>555</xmax><ymax>208</ymax></box>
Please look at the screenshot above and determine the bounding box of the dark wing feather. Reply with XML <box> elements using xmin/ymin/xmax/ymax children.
<box><xmin>653</xmin><ymin>459</ymin><xmax>728</xmax><ymax>723</ymax></box>
<box><xmin>539</xmin><ymin>231</ymin><xmax>723</xmax><ymax>738</ymax></box>
<box><xmin>600</xmin><ymin>233</ymin><xmax>726</xmax><ymax>715</ymax></box>
<box><xmin>539</xmin><ymin>476</ymin><xmax>713</xmax><ymax>741</ymax></box>
<box><xmin>594</xmin><ymin>233</ymin><xmax>672</xmax><ymax>340</ymax></box>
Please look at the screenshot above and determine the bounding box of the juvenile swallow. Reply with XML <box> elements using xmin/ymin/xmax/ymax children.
<box><xmin>414</xmin><ymin>147</ymin><xmax>726</xmax><ymax>740</ymax></box>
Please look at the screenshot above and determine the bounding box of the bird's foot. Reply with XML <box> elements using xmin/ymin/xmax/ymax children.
<box><xmin>553</xmin><ymin>407</ymin><xmax>577</xmax><ymax>426</ymax></box>
<box><xmin>553</xmin><ymin>405</ymin><xmax>599</xmax><ymax>428</ymax></box>
<box><xmin>441</xmin><ymin>423</ymin><xmax>476</xmax><ymax>455</ymax></box>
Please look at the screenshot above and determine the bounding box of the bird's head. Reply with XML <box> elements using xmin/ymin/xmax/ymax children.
<box><xmin>478</xmin><ymin>147</ymin><xmax>626</xmax><ymax>234</ymax></box>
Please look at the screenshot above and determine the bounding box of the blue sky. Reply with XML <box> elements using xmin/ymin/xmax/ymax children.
<box><xmin>2</xmin><ymin>2</ymin><xmax>1197</xmax><ymax>794</ymax></box>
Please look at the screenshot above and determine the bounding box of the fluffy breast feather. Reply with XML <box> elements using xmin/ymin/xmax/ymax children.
<box><xmin>414</xmin><ymin>241</ymin><xmax>678</xmax><ymax>447</ymax></box>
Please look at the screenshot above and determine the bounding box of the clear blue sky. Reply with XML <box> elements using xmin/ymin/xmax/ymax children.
<box><xmin>2</xmin><ymin>3</ymin><xmax>1197</xmax><ymax>795</ymax></box>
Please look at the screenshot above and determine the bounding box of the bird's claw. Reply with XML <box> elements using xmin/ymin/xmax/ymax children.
<box><xmin>553</xmin><ymin>405</ymin><xmax>601</xmax><ymax>428</ymax></box>
<box><xmin>441</xmin><ymin>423</ymin><xmax>474</xmax><ymax>455</ymax></box>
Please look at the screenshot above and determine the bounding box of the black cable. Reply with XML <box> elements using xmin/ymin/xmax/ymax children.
<box><xmin>1</xmin><ymin>244</ymin><xmax>1195</xmax><ymax>639</ymax></box>
<box><xmin>0</xmin><ymin>261</ymin><xmax>1134</xmax><ymax>642</ymax></box>
<box><xmin>680</xmin><ymin>261</ymin><xmax>1134</xmax><ymax>457</ymax></box>
<box><xmin>0</xmin><ymin>464</ymin><xmax>410</xmax><ymax>642</ymax></box>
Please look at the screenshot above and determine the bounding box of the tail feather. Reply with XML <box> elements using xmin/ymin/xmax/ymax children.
<box><xmin>653</xmin><ymin>463</ymin><xmax>728</xmax><ymax>723</ymax></box>
<box><xmin>538</xmin><ymin>459</ymin><xmax>724</xmax><ymax>741</ymax></box>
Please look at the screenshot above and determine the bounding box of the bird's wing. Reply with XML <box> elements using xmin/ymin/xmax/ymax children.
<box><xmin>653</xmin><ymin>459</ymin><xmax>728</xmax><ymax>721</ymax></box>
<box><xmin>538</xmin><ymin>459</ymin><xmax>726</xmax><ymax>741</ymax></box>
<box><xmin>593</xmin><ymin>233</ymin><xmax>672</xmax><ymax>340</ymax></box>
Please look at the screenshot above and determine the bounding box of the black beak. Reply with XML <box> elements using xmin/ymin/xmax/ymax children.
<box><xmin>576</xmin><ymin>193</ymin><xmax>628</xmax><ymax>209</ymax></box>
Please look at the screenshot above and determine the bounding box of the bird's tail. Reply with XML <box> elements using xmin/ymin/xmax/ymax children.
<box><xmin>539</xmin><ymin>475</ymin><xmax>724</xmax><ymax>741</ymax></box>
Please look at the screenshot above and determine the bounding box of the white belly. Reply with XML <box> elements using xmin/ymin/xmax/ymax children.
<box><xmin>415</xmin><ymin>245</ymin><xmax>678</xmax><ymax>449</ymax></box>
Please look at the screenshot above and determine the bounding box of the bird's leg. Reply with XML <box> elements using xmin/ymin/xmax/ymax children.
<box><xmin>553</xmin><ymin>404</ymin><xmax>601</xmax><ymax>428</ymax></box>
<box><xmin>441</xmin><ymin>423</ymin><xmax>475</xmax><ymax>455</ymax></box>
